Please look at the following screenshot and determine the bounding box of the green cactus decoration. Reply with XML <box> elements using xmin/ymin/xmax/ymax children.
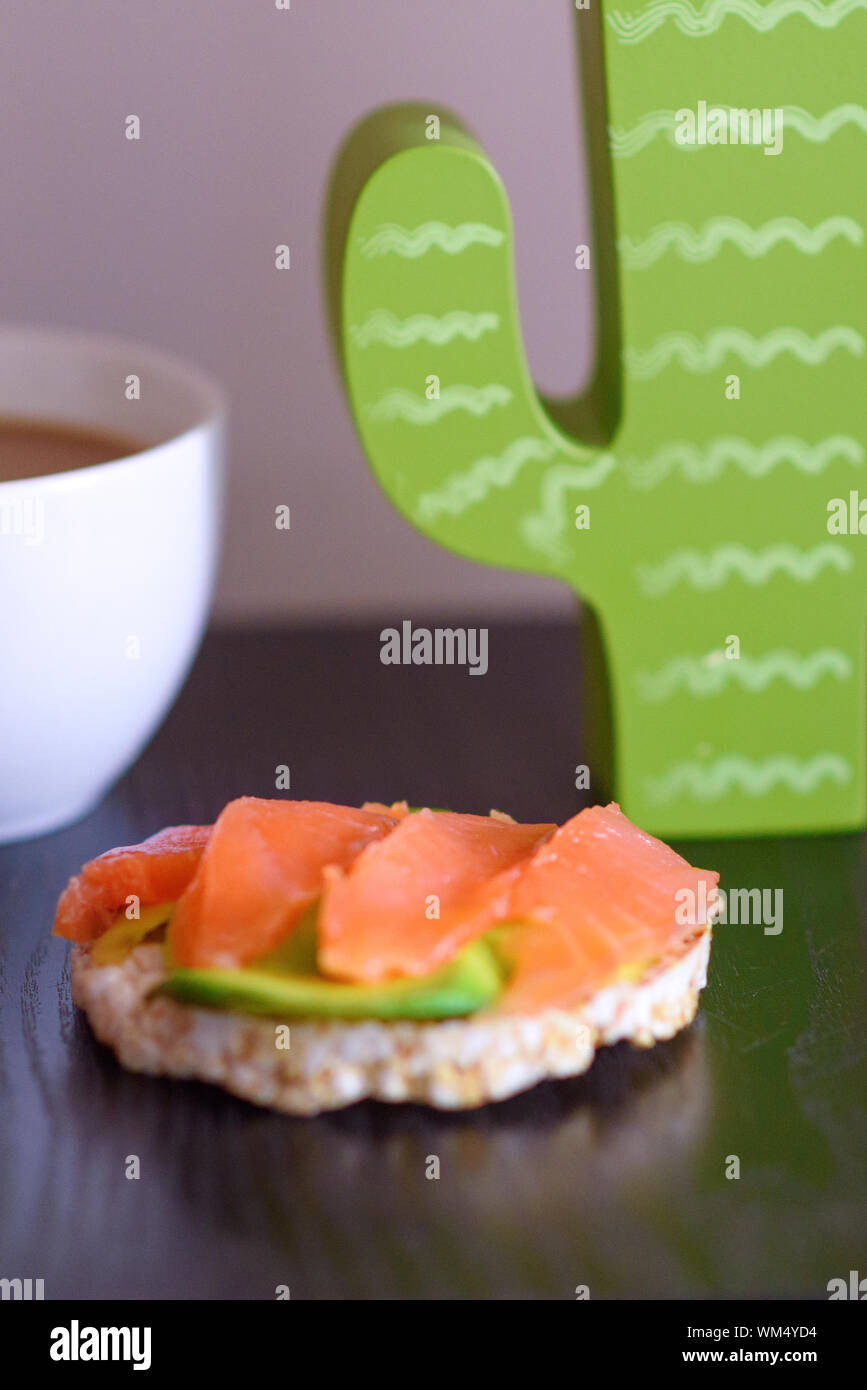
<box><xmin>326</xmin><ymin>1</ymin><xmax>867</xmax><ymax>838</ymax></box>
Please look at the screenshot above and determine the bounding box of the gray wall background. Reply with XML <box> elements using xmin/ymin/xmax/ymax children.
<box><xmin>2</xmin><ymin>1</ymin><xmax>594</xmax><ymax>621</ymax></box>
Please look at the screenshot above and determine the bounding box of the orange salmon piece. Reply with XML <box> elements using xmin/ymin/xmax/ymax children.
<box><xmin>318</xmin><ymin>808</ymin><xmax>555</xmax><ymax>981</ymax></box>
<box><xmin>53</xmin><ymin>825</ymin><xmax>212</xmax><ymax>944</ymax></box>
<box><xmin>169</xmin><ymin>797</ymin><xmax>401</xmax><ymax>968</ymax></box>
<box><xmin>490</xmin><ymin>803</ymin><xmax>719</xmax><ymax>1013</ymax></box>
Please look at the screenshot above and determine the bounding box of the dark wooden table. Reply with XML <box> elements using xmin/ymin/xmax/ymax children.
<box><xmin>2</xmin><ymin>624</ymin><xmax>866</xmax><ymax>1299</ymax></box>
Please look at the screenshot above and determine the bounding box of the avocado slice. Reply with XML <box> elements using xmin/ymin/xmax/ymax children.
<box><xmin>90</xmin><ymin>903</ymin><xmax>174</xmax><ymax>965</ymax></box>
<box><xmin>155</xmin><ymin>914</ymin><xmax>503</xmax><ymax>1021</ymax></box>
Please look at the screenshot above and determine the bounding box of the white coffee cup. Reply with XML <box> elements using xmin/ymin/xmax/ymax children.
<box><xmin>0</xmin><ymin>324</ymin><xmax>226</xmax><ymax>843</ymax></box>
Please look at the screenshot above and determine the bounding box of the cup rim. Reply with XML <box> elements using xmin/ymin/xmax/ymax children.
<box><xmin>0</xmin><ymin>321</ymin><xmax>227</xmax><ymax>490</ymax></box>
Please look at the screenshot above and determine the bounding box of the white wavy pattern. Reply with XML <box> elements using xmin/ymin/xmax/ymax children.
<box><xmin>610</xmin><ymin>103</ymin><xmax>867</xmax><ymax>157</ymax></box>
<box><xmin>520</xmin><ymin>455</ymin><xmax>618</xmax><ymax>558</ymax></box>
<box><xmin>623</xmin><ymin>326</ymin><xmax>864</xmax><ymax>377</ymax></box>
<box><xmin>357</xmin><ymin>221</ymin><xmax>505</xmax><ymax>259</ymax></box>
<box><xmin>646</xmin><ymin>752</ymin><xmax>852</xmax><ymax>802</ymax></box>
<box><xmin>607</xmin><ymin>0</ymin><xmax>867</xmax><ymax>43</ymax></box>
<box><xmin>636</xmin><ymin>647</ymin><xmax>853</xmax><ymax>700</ymax></box>
<box><xmin>349</xmin><ymin>310</ymin><xmax>500</xmax><ymax>348</ymax></box>
<box><xmin>623</xmin><ymin>435</ymin><xmax>864</xmax><ymax>488</ymax></box>
<box><xmin>366</xmin><ymin>384</ymin><xmax>512</xmax><ymax>424</ymax></box>
<box><xmin>415</xmin><ymin>436</ymin><xmax>556</xmax><ymax>523</ymax></box>
<box><xmin>635</xmin><ymin>542</ymin><xmax>852</xmax><ymax>596</ymax></box>
<box><xmin>415</xmin><ymin>434</ymin><xmax>864</xmax><ymax>524</ymax></box>
<box><xmin>618</xmin><ymin>216</ymin><xmax>864</xmax><ymax>268</ymax></box>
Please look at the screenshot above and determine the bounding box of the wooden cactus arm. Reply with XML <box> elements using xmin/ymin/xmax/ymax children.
<box><xmin>327</xmin><ymin>7</ymin><xmax>867</xmax><ymax>838</ymax></box>
<box><xmin>326</xmin><ymin>101</ymin><xmax>611</xmax><ymax>592</ymax></box>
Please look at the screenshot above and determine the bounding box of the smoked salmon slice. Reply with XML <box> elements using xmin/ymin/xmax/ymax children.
<box><xmin>487</xmin><ymin>803</ymin><xmax>719</xmax><ymax>1013</ymax></box>
<box><xmin>169</xmin><ymin>797</ymin><xmax>402</xmax><ymax>968</ymax></box>
<box><xmin>55</xmin><ymin>799</ymin><xmax>716</xmax><ymax>1023</ymax></box>
<box><xmin>53</xmin><ymin>825</ymin><xmax>211</xmax><ymax>944</ymax></box>
<box><xmin>317</xmin><ymin>808</ymin><xmax>555</xmax><ymax>981</ymax></box>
